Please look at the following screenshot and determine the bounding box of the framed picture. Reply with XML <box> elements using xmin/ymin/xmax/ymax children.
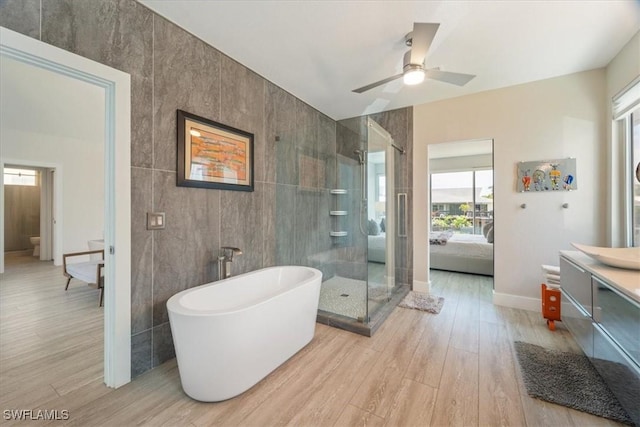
<box><xmin>516</xmin><ymin>158</ymin><xmax>577</xmax><ymax>192</ymax></box>
<box><xmin>177</xmin><ymin>110</ymin><xmax>254</xmax><ymax>192</ymax></box>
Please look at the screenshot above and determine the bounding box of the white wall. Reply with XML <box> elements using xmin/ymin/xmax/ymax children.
<box><xmin>413</xmin><ymin>69</ymin><xmax>607</xmax><ymax>309</ymax></box>
<box><xmin>2</xmin><ymin>129</ymin><xmax>104</xmax><ymax>262</ymax></box>
<box><xmin>605</xmin><ymin>30</ymin><xmax>640</xmax><ymax>246</ymax></box>
<box><xmin>1</xmin><ymin>53</ymin><xmax>105</xmax><ymax>265</ymax></box>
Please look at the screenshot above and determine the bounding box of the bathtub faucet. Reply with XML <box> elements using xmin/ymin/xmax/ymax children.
<box><xmin>218</xmin><ymin>247</ymin><xmax>242</xmax><ymax>279</ymax></box>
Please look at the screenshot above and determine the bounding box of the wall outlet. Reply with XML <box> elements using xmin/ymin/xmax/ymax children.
<box><xmin>147</xmin><ymin>212</ymin><xmax>165</xmax><ymax>230</ymax></box>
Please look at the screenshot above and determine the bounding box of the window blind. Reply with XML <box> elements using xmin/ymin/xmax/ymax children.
<box><xmin>613</xmin><ymin>75</ymin><xmax>640</xmax><ymax>119</ymax></box>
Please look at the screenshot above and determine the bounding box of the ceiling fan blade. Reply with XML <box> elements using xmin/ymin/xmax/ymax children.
<box><xmin>426</xmin><ymin>69</ymin><xmax>476</xmax><ymax>86</ymax></box>
<box><xmin>409</xmin><ymin>23</ymin><xmax>440</xmax><ymax>65</ymax></box>
<box><xmin>352</xmin><ymin>73</ymin><xmax>403</xmax><ymax>93</ymax></box>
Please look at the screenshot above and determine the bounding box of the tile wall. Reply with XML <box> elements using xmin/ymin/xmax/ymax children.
<box><xmin>0</xmin><ymin>0</ymin><xmax>412</xmax><ymax>378</ymax></box>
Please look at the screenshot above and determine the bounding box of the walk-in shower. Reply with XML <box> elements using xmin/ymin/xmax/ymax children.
<box><xmin>317</xmin><ymin>117</ymin><xmax>410</xmax><ymax>335</ymax></box>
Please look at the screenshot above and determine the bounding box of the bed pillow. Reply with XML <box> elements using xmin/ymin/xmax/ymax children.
<box><xmin>379</xmin><ymin>217</ymin><xmax>386</xmax><ymax>232</ymax></box>
<box><xmin>482</xmin><ymin>221</ymin><xmax>493</xmax><ymax>238</ymax></box>
<box><xmin>486</xmin><ymin>227</ymin><xmax>494</xmax><ymax>243</ymax></box>
<box><xmin>368</xmin><ymin>219</ymin><xmax>380</xmax><ymax>236</ymax></box>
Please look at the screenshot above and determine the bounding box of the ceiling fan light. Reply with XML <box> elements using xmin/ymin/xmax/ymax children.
<box><xmin>403</xmin><ymin>68</ymin><xmax>425</xmax><ymax>85</ymax></box>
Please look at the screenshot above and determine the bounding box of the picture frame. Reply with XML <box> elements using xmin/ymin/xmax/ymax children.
<box><xmin>516</xmin><ymin>158</ymin><xmax>577</xmax><ymax>192</ymax></box>
<box><xmin>177</xmin><ymin>110</ymin><xmax>254</xmax><ymax>192</ymax></box>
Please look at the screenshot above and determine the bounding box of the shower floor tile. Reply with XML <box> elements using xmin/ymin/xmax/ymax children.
<box><xmin>319</xmin><ymin>276</ymin><xmax>366</xmax><ymax>320</ymax></box>
<box><xmin>319</xmin><ymin>276</ymin><xmax>391</xmax><ymax>320</ymax></box>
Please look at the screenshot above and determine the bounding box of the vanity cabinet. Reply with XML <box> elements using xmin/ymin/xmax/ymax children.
<box><xmin>559</xmin><ymin>256</ymin><xmax>594</xmax><ymax>357</ymax></box>
<box><xmin>559</xmin><ymin>251</ymin><xmax>640</xmax><ymax>426</ymax></box>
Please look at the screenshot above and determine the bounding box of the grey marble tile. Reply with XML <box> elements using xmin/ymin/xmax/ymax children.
<box><xmin>219</xmin><ymin>183</ymin><xmax>265</xmax><ymax>275</ymax></box>
<box><xmin>294</xmin><ymin>189</ymin><xmax>320</xmax><ymax>266</ymax></box>
<box><xmin>369</xmin><ymin>108</ymin><xmax>412</xmax><ymax>189</ymax></box>
<box><xmin>152</xmin><ymin>170</ymin><xmax>220</xmax><ymax>326</ymax></box>
<box><xmin>262</xmin><ymin>183</ymin><xmax>277</xmax><ymax>268</ymax></box>
<box><xmin>335</xmin><ymin>260</ymin><xmax>367</xmax><ymax>281</ymax></box>
<box><xmin>336</xmin><ymin>117</ymin><xmax>365</xmax><ymax>162</ymax></box>
<box><xmin>266</xmin><ymin>82</ymin><xmax>296</xmax><ymax>185</ymax></box>
<box><xmin>131</xmin><ymin>329</ymin><xmax>152</xmax><ymax>379</ymax></box>
<box><xmin>152</xmin><ymin>322</ymin><xmax>175</xmax><ymax>368</ymax></box>
<box><xmin>318</xmin><ymin>190</ymin><xmax>331</xmax><ymax>253</ymax></box>
<box><xmin>297</xmin><ymin>146</ymin><xmax>320</xmax><ymax>190</ymax></box>
<box><xmin>131</xmin><ymin>167</ymin><xmax>153</xmax><ymax>334</ymax></box>
<box><xmin>275</xmin><ymin>132</ymin><xmax>298</xmax><ymax>186</ymax></box>
<box><xmin>318</xmin><ymin>113</ymin><xmax>337</xmax><ymax>189</ymax></box>
<box><xmin>295</xmin><ymin>99</ymin><xmax>319</xmax><ymax>150</ymax></box>
<box><xmin>152</xmin><ymin>15</ymin><xmax>221</xmax><ymax>171</ymax></box>
<box><xmin>0</xmin><ymin>0</ymin><xmax>40</xmax><ymax>39</ymax></box>
<box><xmin>405</xmin><ymin>107</ymin><xmax>414</xmax><ymax>190</ymax></box>
<box><xmin>275</xmin><ymin>184</ymin><xmax>296</xmax><ymax>266</ymax></box>
<box><xmin>41</xmin><ymin>0</ymin><xmax>154</xmax><ymax>168</ymax></box>
<box><xmin>220</xmin><ymin>56</ymin><xmax>265</xmax><ymax>183</ymax></box>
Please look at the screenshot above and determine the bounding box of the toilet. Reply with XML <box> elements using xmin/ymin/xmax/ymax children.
<box><xmin>29</xmin><ymin>236</ymin><xmax>40</xmax><ymax>257</ymax></box>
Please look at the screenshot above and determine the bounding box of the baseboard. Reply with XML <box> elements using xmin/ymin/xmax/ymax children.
<box><xmin>413</xmin><ymin>279</ymin><xmax>430</xmax><ymax>293</ymax></box>
<box><xmin>493</xmin><ymin>292</ymin><xmax>540</xmax><ymax>312</ymax></box>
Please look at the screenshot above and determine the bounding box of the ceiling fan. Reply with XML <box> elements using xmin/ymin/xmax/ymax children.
<box><xmin>352</xmin><ymin>23</ymin><xmax>476</xmax><ymax>94</ymax></box>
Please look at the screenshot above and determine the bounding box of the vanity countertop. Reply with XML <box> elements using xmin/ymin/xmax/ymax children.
<box><xmin>560</xmin><ymin>250</ymin><xmax>640</xmax><ymax>304</ymax></box>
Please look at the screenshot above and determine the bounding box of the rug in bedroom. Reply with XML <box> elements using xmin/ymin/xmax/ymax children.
<box><xmin>514</xmin><ymin>341</ymin><xmax>634</xmax><ymax>425</ymax></box>
<box><xmin>398</xmin><ymin>291</ymin><xmax>444</xmax><ymax>314</ymax></box>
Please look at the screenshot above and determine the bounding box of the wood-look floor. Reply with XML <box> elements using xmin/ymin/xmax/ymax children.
<box><xmin>0</xmin><ymin>256</ymin><xmax>624</xmax><ymax>426</ymax></box>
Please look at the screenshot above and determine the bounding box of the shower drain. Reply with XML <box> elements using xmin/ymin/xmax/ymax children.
<box><xmin>340</xmin><ymin>293</ymin><xmax>350</xmax><ymax>297</ymax></box>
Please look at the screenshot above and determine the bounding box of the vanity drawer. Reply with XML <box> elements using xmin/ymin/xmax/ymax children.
<box><xmin>592</xmin><ymin>324</ymin><xmax>640</xmax><ymax>426</ymax></box>
<box><xmin>592</xmin><ymin>277</ymin><xmax>640</xmax><ymax>367</ymax></box>
<box><xmin>560</xmin><ymin>256</ymin><xmax>592</xmax><ymax>316</ymax></box>
<box><xmin>561</xmin><ymin>290</ymin><xmax>593</xmax><ymax>357</ymax></box>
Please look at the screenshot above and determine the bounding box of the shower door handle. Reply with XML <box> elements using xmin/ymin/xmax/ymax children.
<box><xmin>397</xmin><ymin>193</ymin><xmax>407</xmax><ymax>237</ymax></box>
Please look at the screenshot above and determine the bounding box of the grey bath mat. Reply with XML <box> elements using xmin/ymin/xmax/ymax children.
<box><xmin>398</xmin><ymin>291</ymin><xmax>444</xmax><ymax>314</ymax></box>
<box><xmin>514</xmin><ymin>341</ymin><xmax>633</xmax><ymax>425</ymax></box>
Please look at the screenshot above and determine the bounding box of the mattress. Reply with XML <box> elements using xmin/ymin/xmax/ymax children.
<box><xmin>430</xmin><ymin>233</ymin><xmax>494</xmax><ymax>276</ymax></box>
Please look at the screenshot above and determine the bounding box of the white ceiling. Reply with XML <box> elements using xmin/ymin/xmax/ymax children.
<box><xmin>140</xmin><ymin>1</ymin><xmax>640</xmax><ymax>121</ymax></box>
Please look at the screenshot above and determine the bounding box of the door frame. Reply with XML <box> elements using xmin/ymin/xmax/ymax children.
<box><xmin>1</xmin><ymin>161</ymin><xmax>62</xmax><ymax>264</ymax></box>
<box><xmin>0</xmin><ymin>26</ymin><xmax>132</xmax><ymax>388</ymax></box>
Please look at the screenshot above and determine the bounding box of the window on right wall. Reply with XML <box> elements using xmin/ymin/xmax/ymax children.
<box><xmin>613</xmin><ymin>76</ymin><xmax>640</xmax><ymax>247</ymax></box>
<box><xmin>632</xmin><ymin>110</ymin><xmax>640</xmax><ymax>247</ymax></box>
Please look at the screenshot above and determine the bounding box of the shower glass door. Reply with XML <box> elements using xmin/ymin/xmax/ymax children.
<box><xmin>318</xmin><ymin>116</ymin><xmax>398</xmax><ymax>327</ymax></box>
<box><xmin>366</xmin><ymin>118</ymin><xmax>395</xmax><ymax>320</ymax></box>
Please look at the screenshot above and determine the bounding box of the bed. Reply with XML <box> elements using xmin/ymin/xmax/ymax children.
<box><xmin>430</xmin><ymin>233</ymin><xmax>494</xmax><ymax>276</ymax></box>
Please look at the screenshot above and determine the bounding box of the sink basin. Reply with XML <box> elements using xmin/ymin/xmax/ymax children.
<box><xmin>571</xmin><ymin>243</ymin><xmax>640</xmax><ymax>270</ymax></box>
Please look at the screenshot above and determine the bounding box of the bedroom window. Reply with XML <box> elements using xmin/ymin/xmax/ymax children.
<box><xmin>430</xmin><ymin>169</ymin><xmax>493</xmax><ymax>235</ymax></box>
<box><xmin>612</xmin><ymin>76</ymin><xmax>640</xmax><ymax>247</ymax></box>
<box><xmin>633</xmin><ymin>111</ymin><xmax>640</xmax><ymax>247</ymax></box>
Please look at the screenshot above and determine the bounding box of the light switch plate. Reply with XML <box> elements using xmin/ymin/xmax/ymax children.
<box><xmin>147</xmin><ymin>212</ymin><xmax>165</xmax><ymax>230</ymax></box>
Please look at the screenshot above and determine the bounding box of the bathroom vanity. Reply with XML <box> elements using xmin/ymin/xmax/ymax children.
<box><xmin>559</xmin><ymin>251</ymin><xmax>640</xmax><ymax>425</ymax></box>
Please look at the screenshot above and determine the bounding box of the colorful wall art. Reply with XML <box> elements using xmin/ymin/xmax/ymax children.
<box><xmin>516</xmin><ymin>158</ymin><xmax>577</xmax><ymax>192</ymax></box>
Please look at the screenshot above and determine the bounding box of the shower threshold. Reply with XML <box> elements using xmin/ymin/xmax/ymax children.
<box><xmin>316</xmin><ymin>283</ymin><xmax>410</xmax><ymax>337</ymax></box>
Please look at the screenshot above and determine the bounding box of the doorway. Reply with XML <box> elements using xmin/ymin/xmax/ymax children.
<box><xmin>428</xmin><ymin>139</ymin><xmax>495</xmax><ymax>282</ymax></box>
<box><xmin>3</xmin><ymin>165</ymin><xmax>56</xmax><ymax>265</ymax></box>
<box><xmin>0</xmin><ymin>26</ymin><xmax>131</xmax><ymax>387</ymax></box>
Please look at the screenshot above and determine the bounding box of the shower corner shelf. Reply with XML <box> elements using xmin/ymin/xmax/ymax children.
<box><xmin>330</xmin><ymin>231</ymin><xmax>348</xmax><ymax>237</ymax></box>
<box><xmin>330</xmin><ymin>189</ymin><xmax>347</xmax><ymax>195</ymax></box>
<box><xmin>330</xmin><ymin>210</ymin><xmax>347</xmax><ymax>216</ymax></box>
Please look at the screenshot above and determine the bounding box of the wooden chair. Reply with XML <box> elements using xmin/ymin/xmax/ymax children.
<box><xmin>63</xmin><ymin>249</ymin><xmax>105</xmax><ymax>307</ymax></box>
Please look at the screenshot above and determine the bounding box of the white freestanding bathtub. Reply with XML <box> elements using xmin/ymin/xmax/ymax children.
<box><xmin>167</xmin><ymin>266</ymin><xmax>322</xmax><ymax>402</ymax></box>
